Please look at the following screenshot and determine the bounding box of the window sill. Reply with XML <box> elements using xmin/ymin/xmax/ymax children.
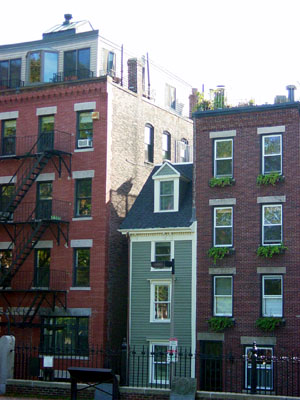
<box><xmin>70</xmin><ymin>287</ymin><xmax>91</xmax><ymax>291</ymax></box>
<box><xmin>74</xmin><ymin>148</ymin><xmax>94</xmax><ymax>153</ymax></box>
<box><xmin>150</xmin><ymin>320</ymin><xmax>170</xmax><ymax>323</ymax></box>
<box><xmin>72</xmin><ymin>217</ymin><xmax>93</xmax><ymax>221</ymax></box>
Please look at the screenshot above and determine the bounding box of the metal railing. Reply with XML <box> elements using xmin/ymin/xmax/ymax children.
<box><xmin>12</xmin><ymin>200</ymin><xmax>71</xmax><ymax>223</ymax></box>
<box><xmin>0</xmin><ymin>130</ymin><xmax>72</xmax><ymax>158</ymax></box>
<box><xmin>52</xmin><ymin>69</ymin><xmax>94</xmax><ymax>83</ymax></box>
<box><xmin>2</xmin><ymin>269</ymin><xmax>67</xmax><ymax>291</ymax></box>
<box><xmin>0</xmin><ymin>79</ymin><xmax>24</xmax><ymax>89</ymax></box>
<box><xmin>12</xmin><ymin>344</ymin><xmax>300</xmax><ymax>396</ymax></box>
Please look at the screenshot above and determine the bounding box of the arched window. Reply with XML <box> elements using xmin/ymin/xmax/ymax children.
<box><xmin>162</xmin><ymin>131</ymin><xmax>171</xmax><ymax>161</ymax></box>
<box><xmin>144</xmin><ymin>124</ymin><xmax>154</xmax><ymax>163</ymax></box>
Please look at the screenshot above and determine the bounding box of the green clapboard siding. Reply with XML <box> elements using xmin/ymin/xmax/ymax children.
<box><xmin>130</xmin><ymin>240</ymin><xmax>192</xmax><ymax>350</ymax></box>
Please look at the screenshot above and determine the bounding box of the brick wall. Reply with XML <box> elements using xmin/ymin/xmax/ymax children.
<box><xmin>194</xmin><ymin>104</ymin><xmax>300</xmax><ymax>355</ymax></box>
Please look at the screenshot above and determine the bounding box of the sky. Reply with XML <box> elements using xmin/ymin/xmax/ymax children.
<box><xmin>1</xmin><ymin>0</ymin><xmax>300</xmax><ymax>105</ymax></box>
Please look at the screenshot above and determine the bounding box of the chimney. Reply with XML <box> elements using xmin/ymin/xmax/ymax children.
<box><xmin>63</xmin><ymin>14</ymin><xmax>73</xmax><ymax>25</ymax></box>
<box><xmin>189</xmin><ymin>88</ymin><xmax>198</xmax><ymax>118</ymax></box>
<box><xmin>286</xmin><ymin>85</ymin><xmax>296</xmax><ymax>102</ymax></box>
<box><xmin>127</xmin><ymin>58</ymin><xmax>144</xmax><ymax>95</ymax></box>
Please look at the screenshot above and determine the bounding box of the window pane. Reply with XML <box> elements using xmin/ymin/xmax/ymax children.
<box><xmin>264</xmin><ymin>226</ymin><xmax>281</xmax><ymax>243</ymax></box>
<box><xmin>0</xmin><ymin>61</ymin><xmax>8</xmax><ymax>82</ymax></box>
<box><xmin>161</xmin><ymin>181</ymin><xmax>173</xmax><ymax>195</ymax></box>
<box><xmin>160</xmin><ymin>181</ymin><xmax>174</xmax><ymax>210</ymax></box>
<box><xmin>3</xmin><ymin>120</ymin><xmax>16</xmax><ymax>137</ymax></box>
<box><xmin>43</xmin><ymin>52</ymin><xmax>58</xmax><ymax>82</ymax></box>
<box><xmin>264</xmin><ymin>136</ymin><xmax>280</xmax><ymax>155</ymax></box>
<box><xmin>76</xmin><ymin>179</ymin><xmax>92</xmax><ymax>216</ymax></box>
<box><xmin>75</xmin><ymin>249</ymin><xmax>90</xmax><ymax>286</ymax></box>
<box><xmin>78</xmin><ymin>112</ymin><xmax>93</xmax><ymax>140</ymax></box>
<box><xmin>264</xmin><ymin>155</ymin><xmax>281</xmax><ymax>174</ymax></box>
<box><xmin>78</xmin><ymin>48</ymin><xmax>90</xmax><ymax>78</ymax></box>
<box><xmin>216</xmin><ymin>208</ymin><xmax>232</xmax><ymax>226</ymax></box>
<box><xmin>215</xmin><ymin>227</ymin><xmax>232</xmax><ymax>245</ymax></box>
<box><xmin>64</xmin><ymin>50</ymin><xmax>76</xmax><ymax>77</ymax></box>
<box><xmin>77</xmin><ymin>179</ymin><xmax>91</xmax><ymax>197</ymax></box>
<box><xmin>216</xmin><ymin>159</ymin><xmax>232</xmax><ymax>176</ymax></box>
<box><xmin>29</xmin><ymin>52</ymin><xmax>41</xmax><ymax>83</ymax></box>
<box><xmin>144</xmin><ymin>126</ymin><xmax>152</xmax><ymax>144</ymax></box>
<box><xmin>215</xmin><ymin>297</ymin><xmax>232</xmax><ymax>315</ymax></box>
<box><xmin>264</xmin><ymin>278</ymin><xmax>281</xmax><ymax>295</ymax></box>
<box><xmin>264</xmin><ymin>298</ymin><xmax>282</xmax><ymax>316</ymax></box>
<box><xmin>10</xmin><ymin>59</ymin><xmax>21</xmax><ymax>86</ymax></box>
<box><xmin>215</xmin><ymin>277</ymin><xmax>232</xmax><ymax>295</ymax></box>
<box><xmin>216</xmin><ymin>140</ymin><xmax>232</xmax><ymax>158</ymax></box>
<box><xmin>155</xmin><ymin>242</ymin><xmax>171</xmax><ymax>262</ymax></box>
<box><xmin>40</xmin><ymin>116</ymin><xmax>54</xmax><ymax>133</ymax></box>
<box><xmin>155</xmin><ymin>285</ymin><xmax>169</xmax><ymax>301</ymax></box>
<box><xmin>264</xmin><ymin>206</ymin><xmax>281</xmax><ymax>225</ymax></box>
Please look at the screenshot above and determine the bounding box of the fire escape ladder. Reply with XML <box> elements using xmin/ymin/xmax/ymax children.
<box><xmin>0</xmin><ymin>220</ymin><xmax>49</xmax><ymax>288</ymax></box>
<box><xmin>0</xmin><ymin>153</ymin><xmax>51</xmax><ymax>221</ymax></box>
<box><xmin>22</xmin><ymin>292</ymin><xmax>48</xmax><ymax>326</ymax></box>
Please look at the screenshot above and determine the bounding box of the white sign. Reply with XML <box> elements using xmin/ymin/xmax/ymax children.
<box><xmin>168</xmin><ymin>337</ymin><xmax>178</xmax><ymax>362</ymax></box>
<box><xmin>43</xmin><ymin>355</ymin><xmax>54</xmax><ymax>368</ymax></box>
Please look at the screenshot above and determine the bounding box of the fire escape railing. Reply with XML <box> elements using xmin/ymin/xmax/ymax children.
<box><xmin>0</xmin><ymin>200</ymin><xmax>70</xmax><ymax>288</ymax></box>
<box><xmin>0</xmin><ymin>130</ymin><xmax>72</xmax><ymax>222</ymax></box>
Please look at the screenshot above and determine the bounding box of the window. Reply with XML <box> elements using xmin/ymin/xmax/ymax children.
<box><xmin>1</xmin><ymin>119</ymin><xmax>16</xmax><ymax>155</ymax></box>
<box><xmin>0</xmin><ymin>250</ymin><xmax>12</xmax><ymax>273</ymax></box>
<box><xmin>75</xmin><ymin>179</ymin><xmax>92</xmax><ymax>217</ymax></box>
<box><xmin>213</xmin><ymin>276</ymin><xmax>233</xmax><ymax>316</ymax></box>
<box><xmin>64</xmin><ymin>48</ymin><xmax>90</xmax><ymax>80</ymax></box>
<box><xmin>41</xmin><ymin>316</ymin><xmax>89</xmax><ymax>355</ymax></box>
<box><xmin>245</xmin><ymin>347</ymin><xmax>273</xmax><ymax>390</ymax></box>
<box><xmin>144</xmin><ymin>124</ymin><xmax>154</xmax><ymax>163</ymax></box>
<box><xmin>38</xmin><ymin>115</ymin><xmax>54</xmax><ymax>152</ymax></box>
<box><xmin>214</xmin><ymin>207</ymin><xmax>233</xmax><ymax>247</ymax></box>
<box><xmin>155</xmin><ymin>242</ymin><xmax>171</xmax><ymax>262</ymax></box>
<box><xmin>262</xmin><ymin>275</ymin><xmax>282</xmax><ymax>317</ymax></box>
<box><xmin>149</xmin><ymin>343</ymin><xmax>169</xmax><ymax>384</ymax></box>
<box><xmin>214</xmin><ymin>139</ymin><xmax>233</xmax><ymax>177</ymax></box>
<box><xmin>175</xmin><ymin>138</ymin><xmax>191</xmax><ymax>163</ymax></box>
<box><xmin>262</xmin><ymin>204</ymin><xmax>282</xmax><ymax>245</ymax></box>
<box><xmin>262</xmin><ymin>135</ymin><xmax>282</xmax><ymax>175</ymax></box>
<box><xmin>162</xmin><ymin>131</ymin><xmax>171</xmax><ymax>160</ymax></box>
<box><xmin>150</xmin><ymin>281</ymin><xmax>171</xmax><ymax>322</ymax></box>
<box><xmin>77</xmin><ymin>112</ymin><xmax>93</xmax><ymax>148</ymax></box>
<box><xmin>166</xmin><ymin>84</ymin><xmax>176</xmax><ymax>110</ymax></box>
<box><xmin>160</xmin><ymin>181</ymin><xmax>174</xmax><ymax>211</ymax></box>
<box><xmin>0</xmin><ymin>184</ymin><xmax>15</xmax><ymax>213</ymax></box>
<box><xmin>36</xmin><ymin>182</ymin><xmax>52</xmax><ymax>219</ymax></box>
<box><xmin>101</xmin><ymin>49</ymin><xmax>116</xmax><ymax>77</ymax></box>
<box><xmin>27</xmin><ymin>51</ymin><xmax>58</xmax><ymax>83</ymax></box>
<box><xmin>0</xmin><ymin>58</ymin><xmax>21</xmax><ymax>88</ymax></box>
<box><xmin>34</xmin><ymin>249</ymin><xmax>50</xmax><ymax>287</ymax></box>
<box><xmin>73</xmin><ymin>248</ymin><xmax>90</xmax><ymax>287</ymax></box>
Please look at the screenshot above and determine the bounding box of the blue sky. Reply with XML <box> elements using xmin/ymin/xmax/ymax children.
<box><xmin>1</xmin><ymin>0</ymin><xmax>300</xmax><ymax>105</ymax></box>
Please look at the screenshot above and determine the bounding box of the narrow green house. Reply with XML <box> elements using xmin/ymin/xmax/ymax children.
<box><xmin>120</xmin><ymin>161</ymin><xmax>196</xmax><ymax>386</ymax></box>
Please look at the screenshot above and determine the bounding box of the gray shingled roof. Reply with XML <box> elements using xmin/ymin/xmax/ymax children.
<box><xmin>120</xmin><ymin>163</ymin><xmax>193</xmax><ymax>230</ymax></box>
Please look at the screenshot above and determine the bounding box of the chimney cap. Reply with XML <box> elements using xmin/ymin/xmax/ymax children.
<box><xmin>63</xmin><ymin>14</ymin><xmax>73</xmax><ymax>25</ymax></box>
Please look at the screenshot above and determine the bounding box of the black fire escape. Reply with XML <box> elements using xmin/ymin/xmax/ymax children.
<box><xmin>0</xmin><ymin>130</ymin><xmax>72</xmax><ymax>329</ymax></box>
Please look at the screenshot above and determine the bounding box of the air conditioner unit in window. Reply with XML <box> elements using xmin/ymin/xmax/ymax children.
<box><xmin>78</xmin><ymin>139</ymin><xmax>93</xmax><ymax>148</ymax></box>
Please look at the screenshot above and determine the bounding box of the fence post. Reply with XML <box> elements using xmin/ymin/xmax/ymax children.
<box><xmin>250</xmin><ymin>341</ymin><xmax>258</xmax><ymax>394</ymax></box>
<box><xmin>120</xmin><ymin>338</ymin><xmax>127</xmax><ymax>385</ymax></box>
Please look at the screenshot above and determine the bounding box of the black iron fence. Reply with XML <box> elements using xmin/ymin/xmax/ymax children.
<box><xmin>13</xmin><ymin>343</ymin><xmax>300</xmax><ymax>397</ymax></box>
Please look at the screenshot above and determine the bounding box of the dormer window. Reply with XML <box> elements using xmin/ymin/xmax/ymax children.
<box><xmin>160</xmin><ymin>181</ymin><xmax>174</xmax><ymax>210</ymax></box>
<box><xmin>27</xmin><ymin>51</ymin><xmax>58</xmax><ymax>83</ymax></box>
<box><xmin>153</xmin><ymin>162</ymin><xmax>184</xmax><ymax>213</ymax></box>
<box><xmin>0</xmin><ymin>58</ymin><xmax>21</xmax><ymax>89</ymax></box>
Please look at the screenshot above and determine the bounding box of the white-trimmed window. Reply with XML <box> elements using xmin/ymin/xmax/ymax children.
<box><xmin>149</xmin><ymin>342</ymin><xmax>169</xmax><ymax>384</ymax></box>
<box><xmin>160</xmin><ymin>181</ymin><xmax>174</xmax><ymax>211</ymax></box>
<box><xmin>262</xmin><ymin>204</ymin><xmax>282</xmax><ymax>245</ymax></box>
<box><xmin>245</xmin><ymin>347</ymin><xmax>273</xmax><ymax>390</ymax></box>
<box><xmin>144</xmin><ymin>124</ymin><xmax>154</xmax><ymax>163</ymax></box>
<box><xmin>162</xmin><ymin>131</ymin><xmax>171</xmax><ymax>160</ymax></box>
<box><xmin>150</xmin><ymin>280</ymin><xmax>171</xmax><ymax>322</ymax></box>
<box><xmin>151</xmin><ymin>241</ymin><xmax>173</xmax><ymax>271</ymax></box>
<box><xmin>214</xmin><ymin>139</ymin><xmax>233</xmax><ymax>177</ymax></box>
<box><xmin>214</xmin><ymin>207</ymin><xmax>233</xmax><ymax>247</ymax></box>
<box><xmin>262</xmin><ymin>135</ymin><xmax>282</xmax><ymax>175</ymax></box>
<box><xmin>213</xmin><ymin>276</ymin><xmax>233</xmax><ymax>316</ymax></box>
<box><xmin>262</xmin><ymin>275</ymin><xmax>282</xmax><ymax>317</ymax></box>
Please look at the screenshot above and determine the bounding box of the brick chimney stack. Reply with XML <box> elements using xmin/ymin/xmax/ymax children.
<box><xmin>128</xmin><ymin>58</ymin><xmax>144</xmax><ymax>95</ymax></box>
<box><xmin>189</xmin><ymin>88</ymin><xmax>198</xmax><ymax>118</ymax></box>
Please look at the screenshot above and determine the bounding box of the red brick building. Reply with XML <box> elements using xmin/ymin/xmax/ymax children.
<box><xmin>194</xmin><ymin>101</ymin><xmax>300</xmax><ymax>391</ymax></box>
<box><xmin>0</xmin><ymin>16</ymin><xmax>193</xmax><ymax>357</ymax></box>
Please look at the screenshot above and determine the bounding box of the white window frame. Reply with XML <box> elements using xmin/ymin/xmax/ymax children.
<box><xmin>150</xmin><ymin>280</ymin><xmax>172</xmax><ymax>323</ymax></box>
<box><xmin>213</xmin><ymin>276</ymin><xmax>233</xmax><ymax>317</ymax></box>
<box><xmin>214</xmin><ymin>138</ymin><xmax>233</xmax><ymax>178</ymax></box>
<box><xmin>149</xmin><ymin>341</ymin><xmax>169</xmax><ymax>384</ymax></box>
<box><xmin>262</xmin><ymin>134</ymin><xmax>282</xmax><ymax>175</ymax></box>
<box><xmin>262</xmin><ymin>204</ymin><xmax>282</xmax><ymax>245</ymax></box>
<box><xmin>262</xmin><ymin>275</ymin><xmax>283</xmax><ymax>317</ymax></box>
<box><xmin>214</xmin><ymin>207</ymin><xmax>233</xmax><ymax>247</ymax></box>
<box><xmin>162</xmin><ymin>131</ymin><xmax>171</xmax><ymax>160</ymax></box>
<box><xmin>245</xmin><ymin>346</ymin><xmax>273</xmax><ymax>390</ymax></box>
<box><xmin>151</xmin><ymin>241</ymin><xmax>173</xmax><ymax>271</ymax></box>
<box><xmin>154</xmin><ymin>177</ymin><xmax>179</xmax><ymax>213</ymax></box>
